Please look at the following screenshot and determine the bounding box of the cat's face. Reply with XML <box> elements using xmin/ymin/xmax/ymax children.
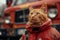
<box><xmin>28</xmin><ymin>4</ymin><xmax>48</xmax><ymax>26</ymax></box>
<box><xmin>29</xmin><ymin>9</ymin><xmax>40</xmax><ymax>23</ymax></box>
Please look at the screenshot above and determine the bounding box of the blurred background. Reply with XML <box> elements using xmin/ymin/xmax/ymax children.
<box><xmin>0</xmin><ymin>0</ymin><xmax>60</xmax><ymax>40</ymax></box>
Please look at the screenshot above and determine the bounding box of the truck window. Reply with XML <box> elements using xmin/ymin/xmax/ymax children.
<box><xmin>15</xmin><ymin>8</ymin><xmax>29</xmax><ymax>24</ymax></box>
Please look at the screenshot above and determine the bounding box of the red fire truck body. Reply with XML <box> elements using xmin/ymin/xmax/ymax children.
<box><xmin>4</xmin><ymin>0</ymin><xmax>60</xmax><ymax>29</ymax></box>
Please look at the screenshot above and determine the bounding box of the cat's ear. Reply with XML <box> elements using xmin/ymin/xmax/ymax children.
<box><xmin>29</xmin><ymin>7</ymin><xmax>34</xmax><ymax>11</ymax></box>
<box><xmin>40</xmin><ymin>3</ymin><xmax>47</xmax><ymax>13</ymax></box>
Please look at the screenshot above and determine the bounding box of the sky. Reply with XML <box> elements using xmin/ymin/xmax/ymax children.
<box><xmin>0</xmin><ymin>0</ymin><xmax>6</xmax><ymax>5</ymax></box>
<box><xmin>0</xmin><ymin>0</ymin><xmax>6</xmax><ymax>15</ymax></box>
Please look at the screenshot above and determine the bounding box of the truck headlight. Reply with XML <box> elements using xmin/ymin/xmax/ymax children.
<box><xmin>48</xmin><ymin>8</ymin><xmax>58</xmax><ymax>19</ymax></box>
<box><xmin>16</xmin><ymin>28</ymin><xmax>27</xmax><ymax>35</ymax></box>
<box><xmin>5</xmin><ymin>19</ymin><xmax>10</xmax><ymax>24</ymax></box>
<box><xmin>5</xmin><ymin>16</ymin><xmax>11</xmax><ymax>24</ymax></box>
<box><xmin>0</xmin><ymin>32</ymin><xmax>2</xmax><ymax>35</ymax></box>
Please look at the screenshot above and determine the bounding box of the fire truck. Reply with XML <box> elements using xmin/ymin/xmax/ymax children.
<box><xmin>0</xmin><ymin>0</ymin><xmax>59</xmax><ymax>40</ymax></box>
<box><xmin>1</xmin><ymin>0</ymin><xmax>59</xmax><ymax>39</ymax></box>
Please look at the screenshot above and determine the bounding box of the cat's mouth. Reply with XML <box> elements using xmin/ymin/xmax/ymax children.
<box><xmin>32</xmin><ymin>27</ymin><xmax>40</xmax><ymax>33</ymax></box>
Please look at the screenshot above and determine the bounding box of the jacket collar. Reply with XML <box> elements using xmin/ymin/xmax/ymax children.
<box><xmin>27</xmin><ymin>19</ymin><xmax>52</xmax><ymax>33</ymax></box>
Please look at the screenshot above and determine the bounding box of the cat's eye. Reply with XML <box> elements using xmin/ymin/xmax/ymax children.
<box><xmin>37</xmin><ymin>12</ymin><xmax>40</xmax><ymax>15</ymax></box>
<box><xmin>31</xmin><ymin>13</ymin><xmax>33</xmax><ymax>15</ymax></box>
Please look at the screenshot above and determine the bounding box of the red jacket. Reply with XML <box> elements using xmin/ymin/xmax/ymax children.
<box><xmin>20</xmin><ymin>19</ymin><xmax>60</xmax><ymax>40</ymax></box>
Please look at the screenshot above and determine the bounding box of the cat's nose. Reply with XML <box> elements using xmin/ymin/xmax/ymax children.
<box><xmin>32</xmin><ymin>15</ymin><xmax>34</xmax><ymax>17</ymax></box>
